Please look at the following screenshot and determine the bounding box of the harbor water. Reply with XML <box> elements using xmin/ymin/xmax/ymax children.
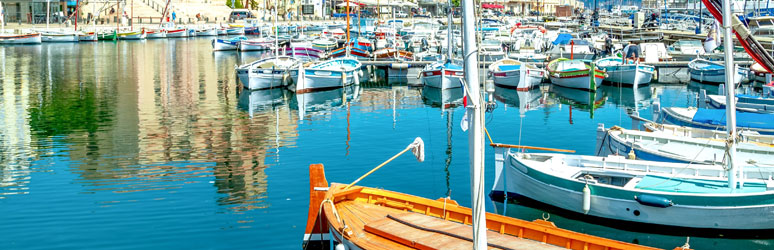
<box><xmin>0</xmin><ymin>38</ymin><xmax>771</xmax><ymax>249</ymax></box>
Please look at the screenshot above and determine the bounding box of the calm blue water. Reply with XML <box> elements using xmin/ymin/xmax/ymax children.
<box><xmin>0</xmin><ymin>38</ymin><xmax>769</xmax><ymax>249</ymax></box>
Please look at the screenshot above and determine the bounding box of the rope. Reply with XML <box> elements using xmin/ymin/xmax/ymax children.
<box><xmin>385</xmin><ymin>214</ymin><xmax>517</xmax><ymax>250</ymax></box>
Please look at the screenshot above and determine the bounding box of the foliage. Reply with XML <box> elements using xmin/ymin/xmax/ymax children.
<box><xmin>225</xmin><ymin>0</ymin><xmax>245</xmax><ymax>9</ymax></box>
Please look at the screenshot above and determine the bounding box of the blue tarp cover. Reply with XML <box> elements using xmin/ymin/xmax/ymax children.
<box><xmin>443</xmin><ymin>63</ymin><xmax>462</xmax><ymax>70</ymax></box>
<box><xmin>498</xmin><ymin>65</ymin><xmax>521</xmax><ymax>71</ymax></box>
<box><xmin>692</xmin><ymin>108</ymin><xmax>774</xmax><ymax>129</ymax></box>
<box><xmin>552</xmin><ymin>34</ymin><xmax>573</xmax><ymax>45</ymax></box>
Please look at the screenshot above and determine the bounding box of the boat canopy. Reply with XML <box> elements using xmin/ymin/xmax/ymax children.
<box><xmin>692</xmin><ymin>108</ymin><xmax>774</xmax><ymax>129</ymax></box>
<box><xmin>552</xmin><ymin>33</ymin><xmax>573</xmax><ymax>45</ymax></box>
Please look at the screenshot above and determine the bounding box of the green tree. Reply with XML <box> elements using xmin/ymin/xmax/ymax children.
<box><xmin>225</xmin><ymin>0</ymin><xmax>245</xmax><ymax>9</ymax></box>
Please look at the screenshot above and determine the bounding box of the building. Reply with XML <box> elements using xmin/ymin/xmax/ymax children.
<box><xmin>482</xmin><ymin>0</ymin><xmax>584</xmax><ymax>16</ymax></box>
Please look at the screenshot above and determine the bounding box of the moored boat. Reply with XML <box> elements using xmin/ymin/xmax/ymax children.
<box><xmin>0</xmin><ymin>33</ymin><xmax>43</xmax><ymax>44</ymax></box>
<box><xmin>41</xmin><ymin>31</ymin><xmax>79</xmax><ymax>42</ymax></box>
<box><xmin>285</xmin><ymin>43</ymin><xmax>323</xmax><ymax>62</ymax></box>
<box><xmin>291</xmin><ymin>58</ymin><xmax>362</xmax><ymax>93</ymax></box>
<box><xmin>78</xmin><ymin>32</ymin><xmax>98</xmax><ymax>41</ymax></box>
<box><xmin>421</xmin><ymin>61</ymin><xmax>464</xmax><ymax>89</ymax></box>
<box><xmin>312</xmin><ymin>38</ymin><xmax>337</xmax><ymax>51</ymax></box>
<box><xmin>595</xmin><ymin>57</ymin><xmax>654</xmax><ymax>87</ymax></box>
<box><xmin>488</xmin><ymin>58</ymin><xmax>544</xmax><ymax>90</ymax></box>
<box><xmin>165</xmin><ymin>28</ymin><xmax>188</xmax><ymax>38</ymax></box>
<box><xmin>658</xmin><ymin>106</ymin><xmax>774</xmax><ymax>135</ymax></box>
<box><xmin>688</xmin><ymin>58</ymin><xmax>743</xmax><ymax>84</ymax></box>
<box><xmin>226</xmin><ymin>26</ymin><xmax>245</xmax><ymax>35</ymax></box>
<box><xmin>547</xmin><ymin>58</ymin><xmax>605</xmax><ymax>91</ymax></box>
<box><xmin>236</xmin><ymin>56</ymin><xmax>300</xmax><ymax>90</ymax></box>
<box><xmin>238</xmin><ymin>38</ymin><xmax>274</xmax><ymax>51</ymax></box>
<box><xmin>144</xmin><ymin>28</ymin><xmax>166</xmax><ymax>39</ymax></box>
<box><xmin>117</xmin><ymin>30</ymin><xmax>146</xmax><ymax>40</ymax></box>
<box><xmin>98</xmin><ymin>30</ymin><xmax>118</xmax><ymax>41</ymax></box>
<box><xmin>197</xmin><ymin>27</ymin><xmax>218</xmax><ymax>36</ymax></box>
<box><xmin>212</xmin><ymin>36</ymin><xmax>247</xmax><ymax>51</ymax></box>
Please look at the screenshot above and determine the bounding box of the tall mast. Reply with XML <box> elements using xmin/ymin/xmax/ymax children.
<box><xmin>75</xmin><ymin>0</ymin><xmax>79</xmax><ymax>31</ymax></box>
<box><xmin>47</xmin><ymin>0</ymin><xmax>50</xmax><ymax>29</ymax></box>
<box><xmin>462</xmin><ymin>0</ymin><xmax>486</xmax><ymax>248</ymax></box>
<box><xmin>446</xmin><ymin>0</ymin><xmax>452</xmax><ymax>61</ymax></box>
<box><xmin>722</xmin><ymin>0</ymin><xmax>738</xmax><ymax>189</ymax></box>
<box><xmin>274</xmin><ymin>8</ymin><xmax>278</xmax><ymax>56</ymax></box>
<box><xmin>346</xmin><ymin>0</ymin><xmax>351</xmax><ymax>57</ymax></box>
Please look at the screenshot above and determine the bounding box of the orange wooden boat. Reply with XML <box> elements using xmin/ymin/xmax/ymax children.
<box><xmin>304</xmin><ymin>163</ymin><xmax>683</xmax><ymax>250</ymax></box>
<box><xmin>374</xmin><ymin>48</ymin><xmax>414</xmax><ymax>61</ymax></box>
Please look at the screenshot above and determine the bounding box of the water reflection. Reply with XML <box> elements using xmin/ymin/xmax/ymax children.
<box><xmin>602</xmin><ymin>85</ymin><xmax>658</xmax><ymax>111</ymax></box>
<box><xmin>421</xmin><ymin>86</ymin><xmax>464</xmax><ymax>110</ymax></box>
<box><xmin>493</xmin><ymin>86</ymin><xmax>546</xmax><ymax>117</ymax></box>
<box><xmin>548</xmin><ymin>85</ymin><xmax>607</xmax><ymax>120</ymax></box>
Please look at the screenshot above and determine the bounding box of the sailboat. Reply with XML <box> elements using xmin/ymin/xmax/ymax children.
<box><xmin>303</xmin><ymin>0</ymin><xmax>671</xmax><ymax>248</ymax></box>
<box><xmin>420</xmin><ymin>0</ymin><xmax>463</xmax><ymax>89</ymax></box>
<box><xmin>491</xmin><ymin>0</ymin><xmax>774</xmax><ymax>230</ymax></box>
<box><xmin>235</xmin><ymin>9</ymin><xmax>299</xmax><ymax>90</ymax></box>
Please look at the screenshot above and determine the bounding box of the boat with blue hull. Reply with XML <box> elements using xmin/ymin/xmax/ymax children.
<box><xmin>491</xmin><ymin>150</ymin><xmax>774</xmax><ymax>230</ymax></box>
<box><xmin>596</xmin><ymin>124</ymin><xmax>774</xmax><ymax>165</ymax></box>
<box><xmin>706</xmin><ymin>94</ymin><xmax>774</xmax><ymax>113</ymax></box>
<box><xmin>291</xmin><ymin>58</ymin><xmax>362</xmax><ymax>93</ymax></box>
<box><xmin>688</xmin><ymin>58</ymin><xmax>743</xmax><ymax>84</ymax></box>
<box><xmin>658</xmin><ymin>107</ymin><xmax>774</xmax><ymax>135</ymax></box>
<box><xmin>212</xmin><ymin>36</ymin><xmax>247</xmax><ymax>51</ymax></box>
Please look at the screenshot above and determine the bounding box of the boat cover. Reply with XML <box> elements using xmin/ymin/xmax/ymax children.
<box><xmin>552</xmin><ymin>34</ymin><xmax>573</xmax><ymax>45</ymax></box>
<box><xmin>692</xmin><ymin>108</ymin><xmax>774</xmax><ymax>129</ymax></box>
<box><xmin>498</xmin><ymin>65</ymin><xmax>521</xmax><ymax>71</ymax></box>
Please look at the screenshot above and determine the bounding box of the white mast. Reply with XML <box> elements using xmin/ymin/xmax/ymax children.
<box><xmin>722</xmin><ymin>0</ymin><xmax>738</xmax><ymax>189</ymax></box>
<box><xmin>462</xmin><ymin>0</ymin><xmax>486</xmax><ymax>248</ymax></box>
<box><xmin>46</xmin><ymin>0</ymin><xmax>50</xmax><ymax>29</ymax></box>
<box><xmin>274</xmin><ymin>8</ymin><xmax>278</xmax><ymax>56</ymax></box>
<box><xmin>446</xmin><ymin>0</ymin><xmax>452</xmax><ymax>61</ymax></box>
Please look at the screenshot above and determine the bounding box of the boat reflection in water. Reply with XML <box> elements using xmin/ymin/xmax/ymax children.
<box><xmin>420</xmin><ymin>85</ymin><xmax>464</xmax><ymax>110</ymax></box>
<box><xmin>548</xmin><ymin>85</ymin><xmax>607</xmax><ymax>119</ymax></box>
<box><xmin>493</xmin><ymin>85</ymin><xmax>546</xmax><ymax>117</ymax></box>
<box><xmin>290</xmin><ymin>85</ymin><xmax>360</xmax><ymax>120</ymax></box>
<box><xmin>601</xmin><ymin>85</ymin><xmax>658</xmax><ymax>111</ymax></box>
<box><xmin>237</xmin><ymin>88</ymin><xmax>288</xmax><ymax>117</ymax></box>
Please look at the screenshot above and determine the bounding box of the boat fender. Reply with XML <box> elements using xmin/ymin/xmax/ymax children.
<box><xmin>335</xmin><ymin>243</ymin><xmax>348</xmax><ymax>250</ymax></box>
<box><xmin>582</xmin><ymin>184</ymin><xmax>591</xmax><ymax>214</ymax></box>
<box><xmin>391</xmin><ymin>63</ymin><xmax>409</xmax><ymax>70</ymax></box>
<box><xmin>634</xmin><ymin>194</ymin><xmax>673</xmax><ymax>208</ymax></box>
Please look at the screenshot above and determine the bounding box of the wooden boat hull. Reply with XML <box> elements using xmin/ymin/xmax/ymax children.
<box><xmin>165</xmin><ymin>29</ymin><xmax>188</xmax><ymax>38</ymax></box>
<box><xmin>305</xmin><ymin>163</ymin><xmax>661</xmax><ymax>250</ymax></box>
<box><xmin>547</xmin><ymin>58</ymin><xmax>604</xmax><ymax>91</ymax></box>
<box><xmin>78</xmin><ymin>33</ymin><xmax>98</xmax><ymax>42</ymax></box>
<box><xmin>197</xmin><ymin>28</ymin><xmax>218</xmax><ymax>36</ymax></box>
<box><xmin>493</xmin><ymin>150</ymin><xmax>774</xmax><ymax>230</ymax></box>
<box><xmin>0</xmin><ymin>33</ymin><xmax>42</xmax><ymax>44</ymax></box>
<box><xmin>42</xmin><ymin>34</ymin><xmax>79</xmax><ymax>42</ymax></box>
<box><xmin>118</xmin><ymin>31</ymin><xmax>146</xmax><ymax>40</ymax></box>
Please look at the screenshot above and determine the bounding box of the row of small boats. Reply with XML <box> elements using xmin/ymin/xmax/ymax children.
<box><xmin>0</xmin><ymin>24</ymin><xmax>250</xmax><ymax>44</ymax></box>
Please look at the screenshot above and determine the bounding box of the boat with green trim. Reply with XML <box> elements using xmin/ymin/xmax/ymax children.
<box><xmin>98</xmin><ymin>30</ymin><xmax>117</xmax><ymax>41</ymax></box>
<box><xmin>547</xmin><ymin>58</ymin><xmax>605</xmax><ymax>92</ymax></box>
<box><xmin>490</xmin><ymin>150</ymin><xmax>774</xmax><ymax>230</ymax></box>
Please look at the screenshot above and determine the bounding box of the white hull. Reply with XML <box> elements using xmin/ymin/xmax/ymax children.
<box><xmin>292</xmin><ymin>70</ymin><xmax>356</xmax><ymax>91</ymax></box>
<box><xmin>549</xmin><ymin>75</ymin><xmax>602</xmax><ymax>91</ymax></box>
<box><xmin>239</xmin><ymin>73</ymin><xmax>287</xmax><ymax>90</ymax></box>
<box><xmin>166</xmin><ymin>30</ymin><xmax>188</xmax><ymax>38</ymax></box>
<box><xmin>197</xmin><ymin>29</ymin><xmax>218</xmax><ymax>36</ymax></box>
<box><xmin>118</xmin><ymin>33</ymin><xmax>146</xmax><ymax>40</ymax></box>
<box><xmin>226</xmin><ymin>28</ymin><xmax>246</xmax><ymax>35</ymax></box>
<box><xmin>42</xmin><ymin>34</ymin><xmax>79</xmax><ymax>42</ymax></box>
<box><xmin>422</xmin><ymin>74</ymin><xmax>463</xmax><ymax>89</ymax></box>
<box><xmin>212</xmin><ymin>40</ymin><xmax>238</xmax><ymax>51</ymax></box>
<box><xmin>239</xmin><ymin>42</ymin><xmax>272</xmax><ymax>51</ymax></box>
<box><xmin>0</xmin><ymin>34</ymin><xmax>42</xmax><ymax>44</ymax></box>
<box><xmin>78</xmin><ymin>34</ymin><xmax>98</xmax><ymax>41</ymax></box>
<box><xmin>494</xmin><ymin>151</ymin><xmax>774</xmax><ymax>230</ymax></box>
<box><xmin>603</xmin><ymin>67</ymin><xmax>654</xmax><ymax>87</ymax></box>
<box><xmin>146</xmin><ymin>32</ymin><xmax>166</xmax><ymax>39</ymax></box>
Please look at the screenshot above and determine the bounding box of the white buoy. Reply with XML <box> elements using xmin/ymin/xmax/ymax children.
<box><xmin>582</xmin><ymin>184</ymin><xmax>591</xmax><ymax>214</ymax></box>
<box><xmin>335</xmin><ymin>243</ymin><xmax>348</xmax><ymax>250</ymax></box>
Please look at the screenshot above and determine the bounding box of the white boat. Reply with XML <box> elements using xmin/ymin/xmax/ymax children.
<box><xmin>488</xmin><ymin>58</ymin><xmax>544</xmax><ymax>90</ymax></box>
<box><xmin>595</xmin><ymin>57</ymin><xmax>654</xmax><ymax>87</ymax></box>
<box><xmin>217</xmin><ymin>28</ymin><xmax>227</xmax><ymax>35</ymax></box>
<box><xmin>547</xmin><ymin>36</ymin><xmax>595</xmax><ymax>61</ymax></box>
<box><xmin>658</xmin><ymin>106</ymin><xmax>774</xmax><ymax>135</ymax></box>
<box><xmin>165</xmin><ymin>28</ymin><xmax>188</xmax><ymax>38</ymax></box>
<box><xmin>597</xmin><ymin>124</ymin><xmax>774</xmax><ymax>165</ymax></box>
<box><xmin>480</xmin><ymin>39</ymin><xmax>505</xmax><ymax>62</ymax></box>
<box><xmin>291</xmin><ymin>58</ymin><xmax>362</xmax><ymax>93</ymax></box>
<box><xmin>197</xmin><ymin>28</ymin><xmax>218</xmax><ymax>36</ymax></box>
<box><xmin>421</xmin><ymin>61</ymin><xmax>464</xmax><ymax>89</ymax></box>
<box><xmin>236</xmin><ymin>56</ymin><xmax>300</xmax><ymax>90</ymax></box>
<box><xmin>117</xmin><ymin>30</ymin><xmax>146</xmax><ymax>40</ymax></box>
<box><xmin>668</xmin><ymin>39</ymin><xmax>706</xmax><ymax>61</ymax></box>
<box><xmin>226</xmin><ymin>26</ymin><xmax>246</xmax><ymax>35</ymax></box>
<box><xmin>144</xmin><ymin>28</ymin><xmax>166</xmax><ymax>39</ymax></box>
<box><xmin>547</xmin><ymin>58</ymin><xmax>605</xmax><ymax>91</ymax></box>
<box><xmin>491</xmin><ymin>151</ymin><xmax>774</xmax><ymax>230</ymax></box>
<box><xmin>41</xmin><ymin>31</ymin><xmax>79</xmax><ymax>42</ymax></box>
<box><xmin>78</xmin><ymin>32</ymin><xmax>98</xmax><ymax>42</ymax></box>
<box><xmin>311</xmin><ymin>38</ymin><xmax>337</xmax><ymax>51</ymax></box>
<box><xmin>286</xmin><ymin>42</ymin><xmax>324</xmax><ymax>62</ymax></box>
<box><xmin>688</xmin><ymin>58</ymin><xmax>742</xmax><ymax>84</ymax></box>
<box><xmin>706</xmin><ymin>93</ymin><xmax>774</xmax><ymax>113</ymax></box>
<box><xmin>212</xmin><ymin>36</ymin><xmax>247</xmax><ymax>51</ymax></box>
<box><xmin>0</xmin><ymin>33</ymin><xmax>42</xmax><ymax>44</ymax></box>
<box><xmin>187</xmin><ymin>28</ymin><xmax>197</xmax><ymax>37</ymax></box>
<box><xmin>238</xmin><ymin>38</ymin><xmax>274</xmax><ymax>51</ymax></box>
